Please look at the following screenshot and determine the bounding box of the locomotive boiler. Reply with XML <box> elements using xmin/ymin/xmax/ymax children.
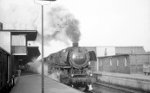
<box><xmin>44</xmin><ymin>43</ymin><xmax>97</xmax><ymax>91</ymax></box>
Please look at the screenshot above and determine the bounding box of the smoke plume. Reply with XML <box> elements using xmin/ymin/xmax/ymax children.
<box><xmin>66</xmin><ymin>19</ymin><xmax>80</xmax><ymax>43</ymax></box>
<box><xmin>27</xmin><ymin>59</ymin><xmax>61</xmax><ymax>81</ymax></box>
<box><xmin>35</xmin><ymin>6</ymin><xmax>81</xmax><ymax>56</ymax></box>
<box><xmin>38</xmin><ymin>6</ymin><xmax>81</xmax><ymax>45</ymax></box>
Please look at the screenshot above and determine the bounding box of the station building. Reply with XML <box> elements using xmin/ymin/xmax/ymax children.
<box><xmin>97</xmin><ymin>54</ymin><xmax>150</xmax><ymax>74</ymax></box>
<box><xmin>96</xmin><ymin>46</ymin><xmax>150</xmax><ymax>74</ymax></box>
<box><xmin>0</xmin><ymin>22</ymin><xmax>40</xmax><ymax>70</ymax></box>
<box><xmin>84</xmin><ymin>46</ymin><xmax>150</xmax><ymax>74</ymax></box>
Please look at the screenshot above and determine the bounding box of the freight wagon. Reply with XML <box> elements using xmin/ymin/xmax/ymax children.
<box><xmin>0</xmin><ymin>47</ymin><xmax>16</xmax><ymax>93</ymax></box>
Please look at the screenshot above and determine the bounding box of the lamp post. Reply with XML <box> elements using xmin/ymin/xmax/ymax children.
<box><xmin>35</xmin><ymin>0</ymin><xmax>56</xmax><ymax>93</ymax></box>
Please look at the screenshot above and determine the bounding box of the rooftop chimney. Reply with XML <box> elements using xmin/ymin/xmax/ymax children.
<box><xmin>72</xmin><ymin>42</ymin><xmax>78</xmax><ymax>47</ymax></box>
<box><xmin>0</xmin><ymin>22</ymin><xmax>3</xmax><ymax>30</ymax></box>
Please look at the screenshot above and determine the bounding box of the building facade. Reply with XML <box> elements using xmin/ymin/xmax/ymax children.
<box><xmin>0</xmin><ymin>23</ymin><xmax>40</xmax><ymax>70</ymax></box>
<box><xmin>97</xmin><ymin>54</ymin><xmax>150</xmax><ymax>74</ymax></box>
<box><xmin>98</xmin><ymin>55</ymin><xmax>130</xmax><ymax>73</ymax></box>
<box><xmin>84</xmin><ymin>46</ymin><xmax>147</xmax><ymax>72</ymax></box>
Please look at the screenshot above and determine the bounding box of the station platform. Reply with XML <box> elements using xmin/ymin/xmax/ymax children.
<box><xmin>10</xmin><ymin>74</ymin><xmax>83</xmax><ymax>93</ymax></box>
<box><xmin>94</xmin><ymin>71</ymin><xmax>150</xmax><ymax>81</ymax></box>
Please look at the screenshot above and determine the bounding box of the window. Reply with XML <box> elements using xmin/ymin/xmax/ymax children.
<box><xmin>11</xmin><ymin>35</ymin><xmax>27</xmax><ymax>55</ymax></box>
<box><xmin>12</xmin><ymin>35</ymin><xmax>26</xmax><ymax>46</ymax></box>
<box><xmin>117</xmin><ymin>59</ymin><xmax>119</xmax><ymax>66</ymax></box>
<box><xmin>124</xmin><ymin>58</ymin><xmax>127</xmax><ymax>66</ymax></box>
<box><xmin>110</xmin><ymin>58</ymin><xmax>112</xmax><ymax>66</ymax></box>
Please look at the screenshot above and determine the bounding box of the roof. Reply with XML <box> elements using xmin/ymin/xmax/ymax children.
<box><xmin>27</xmin><ymin>46</ymin><xmax>40</xmax><ymax>58</ymax></box>
<box><xmin>0</xmin><ymin>46</ymin><xmax>10</xmax><ymax>55</ymax></box>
<box><xmin>97</xmin><ymin>54</ymin><xmax>129</xmax><ymax>58</ymax></box>
<box><xmin>0</xmin><ymin>30</ymin><xmax>37</xmax><ymax>40</ymax></box>
<box><xmin>97</xmin><ymin>53</ymin><xmax>150</xmax><ymax>58</ymax></box>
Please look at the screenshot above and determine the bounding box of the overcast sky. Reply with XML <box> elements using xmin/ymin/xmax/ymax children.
<box><xmin>56</xmin><ymin>0</ymin><xmax>150</xmax><ymax>51</ymax></box>
<box><xmin>0</xmin><ymin>0</ymin><xmax>150</xmax><ymax>56</ymax></box>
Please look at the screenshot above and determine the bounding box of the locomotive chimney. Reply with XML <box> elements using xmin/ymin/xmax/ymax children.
<box><xmin>72</xmin><ymin>42</ymin><xmax>78</xmax><ymax>47</ymax></box>
<box><xmin>0</xmin><ymin>22</ymin><xmax>3</xmax><ymax>30</ymax></box>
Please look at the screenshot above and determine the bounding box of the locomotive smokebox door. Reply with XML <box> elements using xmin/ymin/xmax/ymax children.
<box><xmin>69</xmin><ymin>48</ymin><xmax>89</xmax><ymax>68</ymax></box>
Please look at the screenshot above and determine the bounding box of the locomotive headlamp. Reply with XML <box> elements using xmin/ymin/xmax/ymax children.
<box><xmin>86</xmin><ymin>69</ymin><xmax>93</xmax><ymax>76</ymax></box>
<box><xmin>90</xmin><ymin>73</ymin><xmax>93</xmax><ymax>76</ymax></box>
<box><xmin>88</xmin><ymin>61</ymin><xmax>91</xmax><ymax>65</ymax></box>
<box><xmin>71</xmin><ymin>74</ymin><xmax>74</xmax><ymax>77</ymax></box>
<box><xmin>62</xmin><ymin>49</ymin><xmax>66</xmax><ymax>53</ymax></box>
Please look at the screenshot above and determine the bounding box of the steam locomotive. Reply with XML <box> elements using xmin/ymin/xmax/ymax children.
<box><xmin>44</xmin><ymin>43</ymin><xmax>97</xmax><ymax>91</ymax></box>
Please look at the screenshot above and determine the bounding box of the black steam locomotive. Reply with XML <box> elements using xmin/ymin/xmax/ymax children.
<box><xmin>44</xmin><ymin>43</ymin><xmax>97</xmax><ymax>91</ymax></box>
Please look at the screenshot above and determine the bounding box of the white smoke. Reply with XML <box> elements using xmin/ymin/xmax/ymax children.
<box><xmin>27</xmin><ymin>60</ymin><xmax>61</xmax><ymax>81</ymax></box>
<box><xmin>27</xmin><ymin>60</ymin><xmax>48</xmax><ymax>75</ymax></box>
<box><xmin>45</xmin><ymin>6</ymin><xmax>81</xmax><ymax>43</ymax></box>
<box><xmin>47</xmin><ymin>71</ymin><xmax>61</xmax><ymax>81</ymax></box>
